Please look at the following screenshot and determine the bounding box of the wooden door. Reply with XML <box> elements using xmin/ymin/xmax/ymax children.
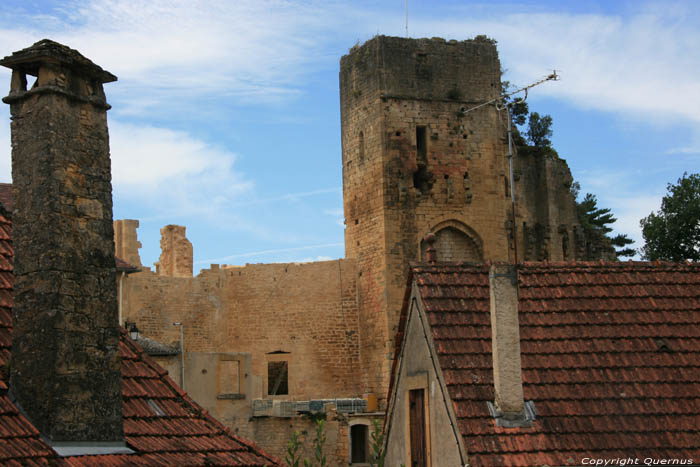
<box><xmin>409</xmin><ymin>388</ymin><xmax>427</xmax><ymax>467</ymax></box>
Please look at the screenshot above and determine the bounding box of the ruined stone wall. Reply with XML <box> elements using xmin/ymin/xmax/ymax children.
<box><xmin>122</xmin><ymin>259</ymin><xmax>361</xmax><ymax>401</ymax></box>
<box><xmin>114</xmin><ymin>219</ymin><xmax>142</xmax><ymax>267</ymax></box>
<box><xmin>121</xmin><ymin>257</ymin><xmax>363</xmax><ymax>462</ymax></box>
<box><xmin>155</xmin><ymin>224</ymin><xmax>193</xmax><ymax>277</ymax></box>
<box><xmin>340</xmin><ymin>36</ymin><xmax>512</xmax><ymax>402</ymax></box>
<box><xmin>514</xmin><ymin>151</ymin><xmax>614</xmax><ymax>261</ymax></box>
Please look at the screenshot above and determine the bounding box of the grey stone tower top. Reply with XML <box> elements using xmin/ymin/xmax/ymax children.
<box><xmin>2</xmin><ymin>40</ymin><xmax>124</xmax><ymax>444</ymax></box>
<box><xmin>340</xmin><ymin>35</ymin><xmax>501</xmax><ymax>104</ymax></box>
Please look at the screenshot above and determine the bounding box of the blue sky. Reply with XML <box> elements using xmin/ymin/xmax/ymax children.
<box><xmin>0</xmin><ymin>1</ymin><xmax>698</xmax><ymax>272</ymax></box>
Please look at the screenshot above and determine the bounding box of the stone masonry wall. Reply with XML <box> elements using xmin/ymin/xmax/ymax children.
<box><xmin>121</xmin><ymin>259</ymin><xmax>361</xmax><ymax>400</ymax></box>
<box><xmin>120</xmin><ymin>257</ymin><xmax>362</xmax><ymax>461</ymax></box>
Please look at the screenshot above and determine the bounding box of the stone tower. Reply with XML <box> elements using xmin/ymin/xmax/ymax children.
<box><xmin>340</xmin><ymin>36</ymin><xmax>608</xmax><ymax>402</ymax></box>
<box><xmin>2</xmin><ymin>40</ymin><xmax>123</xmax><ymax>442</ymax></box>
<box><xmin>340</xmin><ymin>36</ymin><xmax>514</xmax><ymax>400</ymax></box>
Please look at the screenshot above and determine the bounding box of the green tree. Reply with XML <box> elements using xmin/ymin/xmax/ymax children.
<box><xmin>640</xmin><ymin>172</ymin><xmax>700</xmax><ymax>261</ymax></box>
<box><xmin>571</xmin><ymin>183</ymin><xmax>635</xmax><ymax>259</ymax></box>
<box><xmin>526</xmin><ymin>111</ymin><xmax>553</xmax><ymax>148</ymax></box>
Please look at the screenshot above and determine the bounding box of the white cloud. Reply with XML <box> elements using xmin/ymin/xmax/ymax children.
<box><xmin>606</xmin><ymin>194</ymin><xmax>662</xmax><ymax>252</ymax></box>
<box><xmin>390</xmin><ymin>4</ymin><xmax>700</xmax><ymax>127</ymax></box>
<box><xmin>109</xmin><ymin>120</ymin><xmax>252</xmax><ymax>218</ymax></box>
<box><xmin>1</xmin><ymin>0</ymin><xmax>348</xmax><ymax>113</ymax></box>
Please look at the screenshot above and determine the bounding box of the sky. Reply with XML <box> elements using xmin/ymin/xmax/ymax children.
<box><xmin>0</xmin><ymin>0</ymin><xmax>697</xmax><ymax>272</ymax></box>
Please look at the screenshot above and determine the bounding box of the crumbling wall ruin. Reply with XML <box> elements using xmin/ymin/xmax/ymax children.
<box><xmin>155</xmin><ymin>224</ymin><xmax>193</xmax><ymax>277</ymax></box>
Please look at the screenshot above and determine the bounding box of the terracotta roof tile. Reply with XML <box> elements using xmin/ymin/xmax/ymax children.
<box><xmin>0</xmin><ymin>213</ymin><xmax>281</xmax><ymax>465</ymax></box>
<box><xmin>396</xmin><ymin>261</ymin><xmax>700</xmax><ymax>466</ymax></box>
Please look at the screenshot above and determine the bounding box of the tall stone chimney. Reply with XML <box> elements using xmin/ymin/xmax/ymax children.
<box><xmin>488</xmin><ymin>263</ymin><xmax>530</xmax><ymax>426</ymax></box>
<box><xmin>1</xmin><ymin>40</ymin><xmax>123</xmax><ymax>443</ymax></box>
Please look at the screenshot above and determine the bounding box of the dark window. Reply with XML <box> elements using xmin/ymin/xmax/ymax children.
<box><xmin>267</xmin><ymin>361</ymin><xmax>288</xmax><ymax>395</ymax></box>
<box><xmin>416</xmin><ymin>126</ymin><xmax>427</xmax><ymax>160</ymax></box>
<box><xmin>409</xmin><ymin>388</ymin><xmax>427</xmax><ymax>467</ymax></box>
<box><xmin>350</xmin><ymin>424</ymin><xmax>368</xmax><ymax>463</ymax></box>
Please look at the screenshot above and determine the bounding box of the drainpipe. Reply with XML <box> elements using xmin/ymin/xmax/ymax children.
<box><xmin>118</xmin><ymin>271</ymin><xmax>126</xmax><ymax>326</ymax></box>
<box><xmin>173</xmin><ymin>322</ymin><xmax>185</xmax><ymax>390</ymax></box>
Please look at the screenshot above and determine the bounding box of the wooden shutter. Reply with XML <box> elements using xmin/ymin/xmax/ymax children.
<box><xmin>409</xmin><ymin>388</ymin><xmax>427</xmax><ymax>467</ymax></box>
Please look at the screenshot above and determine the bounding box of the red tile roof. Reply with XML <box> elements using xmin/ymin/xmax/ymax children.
<box><xmin>399</xmin><ymin>261</ymin><xmax>700</xmax><ymax>466</ymax></box>
<box><xmin>0</xmin><ymin>213</ymin><xmax>280</xmax><ymax>466</ymax></box>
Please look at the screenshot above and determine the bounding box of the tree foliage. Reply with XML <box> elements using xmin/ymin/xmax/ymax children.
<box><xmin>640</xmin><ymin>172</ymin><xmax>700</xmax><ymax>262</ymax></box>
<box><xmin>526</xmin><ymin>112</ymin><xmax>553</xmax><ymax>148</ymax></box>
<box><xmin>502</xmin><ymin>82</ymin><xmax>632</xmax><ymax>259</ymax></box>
<box><xmin>571</xmin><ymin>182</ymin><xmax>635</xmax><ymax>259</ymax></box>
<box><xmin>501</xmin><ymin>81</ymin><xmax>554</xmax><ymax>153</ymax></box>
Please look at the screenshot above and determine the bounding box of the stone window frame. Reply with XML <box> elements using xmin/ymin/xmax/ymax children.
<box><xmin>216</xmin><ymin>355</ymin><xmax>245</xmax><ymax>401</ymax></box>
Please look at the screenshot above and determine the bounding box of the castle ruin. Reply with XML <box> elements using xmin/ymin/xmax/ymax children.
<box><xmin>115</xmin><ymin>36</ymin><xmax>607</xmax><ymax>463</ymax></box>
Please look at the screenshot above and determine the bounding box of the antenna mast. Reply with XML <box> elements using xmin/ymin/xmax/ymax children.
<box><xmin>405</xmin><ymin>0</ymin><xmax>409</xmax><ymax>37</ymax></box>
<box><xmin>460</xmin><ymin>71</ymin><xmax>559</xmax><ymax>264</ymax></box>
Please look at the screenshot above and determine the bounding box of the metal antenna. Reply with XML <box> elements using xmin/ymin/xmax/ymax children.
<box><xmin>503</xmin><ymin>71</ymin><xmax>558</xmax><ymax>265</ymax></box>
<box><xmin>459</xmin><ymin>70</ymin><xmax>559</xmax><ymax>265</ymax></box>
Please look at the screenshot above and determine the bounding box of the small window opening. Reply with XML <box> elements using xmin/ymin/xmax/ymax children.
<box><xmin>350</xmin><ymin>424</ymin><xmax>368</xmax><ymax>464</ymax></box>
<box><xmin>504</xmin><ymin>176</ymin><xmax>510</xmax><ymax>198</ymax></box>
<box><xmin>413</xmin><ymin>126</ymin><xmax>433</xmax><ymax>193</ymax></box>
<box><xmin>395</xmin><ymin>131</ymin><xmax>401</xmax><ymax>137</ymax></box>
<box><xmin>11</xmin><ymin>71</ymin><xmax>28</xmax><ymax>93</ymax></box>
<box><xmin>416</xmin><ymin>126</ymin><xmax>427</xmax><ymax>160</ymax></box>
<box><xmin>444</xmin><ymin>174</ymin><xmax>449</xmax><ymax>180</ymax></box>
<box><xmin>463</xmin><ymin>133</ymin><xmax>467</xmax><ymax>139</ymax></box>
<box><xmin>268</xmin><ymin>361</ymin><xmax>288</xmax><ymax>395</ymax></box>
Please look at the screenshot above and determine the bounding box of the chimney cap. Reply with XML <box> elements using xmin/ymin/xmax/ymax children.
<box><xmin>0</xmin><ymin>39</ymin><xmax>117</xmax><ymax>83</ymax></box>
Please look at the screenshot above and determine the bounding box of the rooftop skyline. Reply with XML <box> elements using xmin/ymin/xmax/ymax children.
<box><xmin>1</xmin><ymin>0</ymin><xmax>697</xmax><ymax>272</ymax></box>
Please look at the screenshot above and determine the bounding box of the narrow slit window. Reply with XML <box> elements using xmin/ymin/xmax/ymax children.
<box><xmin>416</xmin><ymin>126</ymin><xmax>427</xmax><ymax>160</ymax></box>
<box><xmin>268</xmin><ymin>361</ymin><xmax>288</xmax><ymax>395</ymax></box>
<box><xmin>359</xmin><ymin>131</ymin><xmax>365</xmax><ymax>160</ymax></box>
